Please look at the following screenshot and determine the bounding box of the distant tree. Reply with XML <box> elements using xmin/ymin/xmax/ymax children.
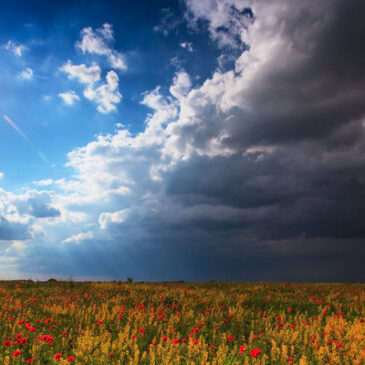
<box><xmin>127</xmin><ymin>277</ymin><xmax>134</xmax><ymax>284</ymax></box>
<box><xmin>47</xmin><ymin>278</ymin><xmax>57</xmax><ymax>282</ymax></box>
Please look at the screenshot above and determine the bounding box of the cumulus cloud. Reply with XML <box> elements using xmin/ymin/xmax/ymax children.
<box><xmin>60</xmin><ymin>62</ymin><xmax>121</xmax><ymax>113</ymax></box>
<box><xmin>76</xmin><ymin>23</ymin><xmax>127</xmax><ymax>70</ymax></box>
<box><xmin>58</xmin><ymin>90</ymin><xmax>80</xmax><ymax>105</ymax></box>
<box><xmin>4</xmin><ymin>40</ymin><xmax>26</xmax><ymax>56</ymax></box>
<box><xmin>99</xmin><ymin>209</ymin><xmax>129</xmax><ymax>229</ymax></box>
<box><xmin>180</xmin><ymin>42</ymin><xmax>193</xmax><ymax>52</ymax></box>
<box><xmin>60</xmin><ymin>61</ymin><xmax>101</xmax><ymax>85</ymax></box>
<box><xmin>0</xmin><ymin>216</ymin><xmax>30</xmax><ymax>240</ymax></box>
<box><xmin>185</xmin><ymin>0</ymin><xmax>253</xmax><ymax>49</ymax></box>
<box><xmin>169</xmin><ymin>71</ymin><xmax>192</xmax><ymax>100</ymax></box>
<box><xmin>83</xmin><ymin>71</ymin><xmax>122</xmax><ymax>113</ymax></box>
<box><xmin>14</xmin><ymin>191</ymin><xmax>61</xmax><ymax>219</ymax></box>
<box><xmin>19</xmin><ymin>67</ymin><xmax>33</xmax><ymax>80</ymax></box>
<box><xmin>32</xmin><ymin>179</ymin><xmax>53</xmax><ymax>186</ymax></box>
<box><xmin>62</xmin><ymin>231</ymin><xmax>94</xmax><ymax>244</ymax></box>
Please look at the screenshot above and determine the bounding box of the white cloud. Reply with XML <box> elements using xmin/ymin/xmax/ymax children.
<box><xmin>83</xmin><ymin>71</ymin><xmax>122</xmax><ymax>113</ymax></box>
<box><xmin>33</xmin><ymin>179</ymin><xmax>53</xmax><ymax>186</ymax></box>
<box><xmin>185</xmin><ymin>0</ymin><xmax>253</xmax><ymax>48</ymax></box>
<box><xmin>169</xmin><ymin>71</ymin><xmax>192</xmax><ymax>100</ymax></box>
<box><xmin>19</xmin><ymin>67</ymin><xmax>33</xmax><ymax>80</ymax></box>
<box><xmin>76</xmin><ymin>23</ymin><xmax>127</xmax><ymax>71</ymax></box>
<box><xmin>62</xmin><ymin>231</ymin><xmax>94</xmax><ymax>244</ymax></box>
<box><xmin>180</xmin><ymin>42</ymin><xmax>193</xmax><ymax>52</ymax></box>
<box><xmin>60</xmin><ymin>62</ymin><xmax>121</xmax><ymax>113</ymax></box>
<box><xmin>0</xmin><ymin>172</ymin><xmax>3</xmax><ymax>180</ymax></box>
<box><xmin>99</xmin><ymin>209</ymin><xmax>129</xmax><ymax>229</ymax></box>
<box><xmin>60</xmin><ymin>61</ymin><xmax>101</xmax><ymax>85</ymax></box>
<box><xmin>58</xmin><ymin>90</ymin><xmax>80</xmax><ymax>105</ymax></box>
<box><xmin>4</xmin><ymin>40</ymin><xmax>26</xmax><ymax>56</ymax></box>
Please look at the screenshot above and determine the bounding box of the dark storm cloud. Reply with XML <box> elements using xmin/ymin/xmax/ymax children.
<box><xmin>133</xmin><ymin>0</ymin><xmax>365</xmax><ymax>280</ymax></box>
<box><xmin>179</xmin><ymin>0</ymin><xmax>365</xmax><ymax>153</ymax></box>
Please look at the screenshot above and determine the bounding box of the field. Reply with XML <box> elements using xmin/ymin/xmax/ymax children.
<box><xmin>0</xmin><ymin>281</ymin><xmax>364</xmax><ymax>364</ymax></box>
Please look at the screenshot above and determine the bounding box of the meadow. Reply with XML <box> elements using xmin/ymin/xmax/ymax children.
<box><xmin>0</xmin><ymin>280</ymin><xmax>364</xmax><ymax>364</ymax></box>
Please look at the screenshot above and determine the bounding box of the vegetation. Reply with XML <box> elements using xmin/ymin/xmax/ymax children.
<box><xmin>0</xmin><ymin>281</ymin><xmax>364</xmax><ymax>364</ymax></box>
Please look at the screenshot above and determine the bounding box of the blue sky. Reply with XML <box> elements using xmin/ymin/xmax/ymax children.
<box><xmin>0</xmin><ymin>0</ymin><xmax>364</xmax><ymax>281</ymax></box>
<box><xmin>0</xmin><ymin>0</ymin><xmax>220</xmax><ymax>189</ymax></box>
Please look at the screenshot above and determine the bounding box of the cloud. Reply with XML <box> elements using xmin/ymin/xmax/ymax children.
<box><xmin>58</xmin><ymin>90</ymin><xmax>80</xmax><ymax>105</ymax></box>
<box><xmin>18</xmin><ymin>67</ymin><xmax>33</xmax><ymax>80</ymax></box>
<box><xmin>0</xmin><ymin>216</ymin><xmax>30</xmax><ymax>240</ymax></box>
<box><xmin>60</xmin><ymin>61</ymin><xmax>122</xmax><ymax>113</ymax></box>
<box><xmin>0</xmin><ymin>172</ymin><xmax>3</xmax><ymax>180</ymax></box>
<box><xmin>60</xmin><ymin>61</ymin><xmax>101</xmax><ymax>85</ymax></box>
<box><xmin>180</xmin><ymin>42</ymin><xmax>193</xmax><ymax>52</ymax></box>
<box><xmin>33</xmin><ymin>179</ymin><xmax>53</xmax><ymax>186</ymax></box>
<box><xmin>76</xmin><ymin>23</ymin><xmax>127</xmax><ymax>71</ymax></box>
<box><xmin>2</xmin><ymin>0</ymin><xmax>365</xmax><ymax>281</ymax></box>
<box><xmin>12</xmin><ymin>190</ymin><xmax>60</xmax><ymax>219</ymax></box>
<box><xmin>83</xmin><ymin>71</ymin><xmax>122</xmax><ymax>113</ymax></box>
<box><xmin>185</xmin><ymin>0</ymin><xmax>253</xmax><ymax>49</ymax></box>
<box><xmin>169</xmin><ymin>71</ymin><xmax>192</xmax><ymax>100</ymax></box>
<box><xmin>62</xmin><ymin>231</ymin><xmax>94</xmax><ymax>244</ymax></box>
<box><xmin>154</xmin><ymin>8</ymin><xmax>183</xmax><ymax>36</ymax></box>
<box><xmin>4</xmin><ymin>40</ymin><xmax>26</xmax><ymax>56</ymax></box>
<box><xmin>99</xmin><ymin>209</ymin><xmax>129</xmax><ymax>229</ymax></box>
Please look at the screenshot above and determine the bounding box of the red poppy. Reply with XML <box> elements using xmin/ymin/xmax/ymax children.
<box><xmin>66</xmin><ymin>356</ymin><xmax>75</xmax><ymax>362</ymax></box>
<box><xmin>13</xmin><ymin>350</ymin><xmax>22</xmax><ymax>358</ymax></box>
<box><xmin>54</xmin><ymin>353</ymin><xmax>62</xmax><ymax>360</ymax></box>
<box><xmin>250</xmin><ymin>349</ymin><xmax>261</xmax><ymax>358</ymax></box>
<box><xmin>239</xmin><ymin>345</ymin><xmax>246</xmax><ymax>354</ymax></box>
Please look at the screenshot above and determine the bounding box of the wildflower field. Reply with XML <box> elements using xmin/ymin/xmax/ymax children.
<box><xmin>0</xmin><ymin>281</ymin><xmax>364</xmax><ymax>365</ymax></box>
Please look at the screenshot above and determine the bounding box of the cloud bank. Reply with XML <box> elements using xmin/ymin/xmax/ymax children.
<box><xmin>1</xmin><ymin>0</ymin><xmax>365</xmax><ymax>281</ymax></box>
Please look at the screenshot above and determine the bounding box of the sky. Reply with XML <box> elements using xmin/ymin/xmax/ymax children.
<box><xmin>0</xmin><ymin>0</ymin><xmax>364</xmax><ymax>282</ymax></box>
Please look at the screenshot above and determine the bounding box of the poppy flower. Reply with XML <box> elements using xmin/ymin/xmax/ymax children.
<box><xmin>54</xmin><ymin>353</ymin><xmax>62</xmax><ymax>360</ymax></box>
<box><xmin>13</xmin><ymin>350</ymin><xmax>22</xmax><ymax>358</ymax></box>
<box><xmin>26</xmin><ymin>359</ymin><xmax>34</xmax><ymax>363</ymax></box>
<box><xmin>250</xmin><ymin>349</ymin><xmax>261</xmax><ymax>358</ymax></box>
<box><xmin>66</xmin><ymin>356</ymin><xmax>75</xmax><ymax>362</ymax></box>
<box><xmin>239</xmin><ymin>345</ymin><xmax>246</xmax><ymax>354</ymax></box>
